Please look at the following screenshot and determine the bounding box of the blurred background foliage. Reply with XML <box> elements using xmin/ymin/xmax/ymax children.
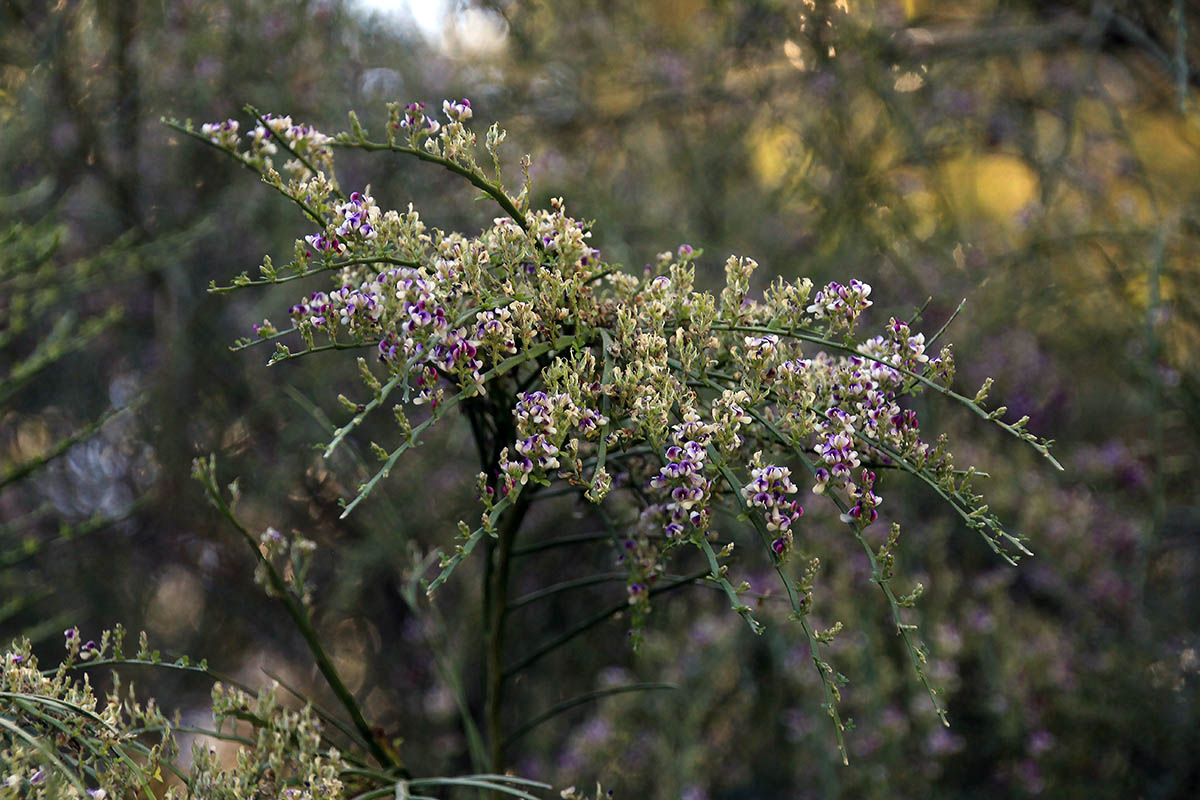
<box><xmin>2</xmin><ymin>0</ymin><xmax>1198</xmax><ymax>796</ymax></box>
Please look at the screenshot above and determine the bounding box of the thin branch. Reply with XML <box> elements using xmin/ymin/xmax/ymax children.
<box><xmin>210</xmin><ymin>254</ymin><xmax>423</xmax><ymax>294</ymax></box>
<box><xmin>744</xmin><ymin>408</ymin><xmax>950</xmax><ymax>727</ymax></box>
<box><xmin>501</xmin><ymin>683</ymin><xmax>676</xmax><ymax>751</ymax></box>
<box><xmin>343</xmin><ymin>333</ymin><xmax>585</xmax><ymax>520</ymax></box>
<box><xmin>511</xmin><ymin>532</ymin><xmax>617</xmax><ymax>556</ymax></box>
<box><xmin>162</xmin><ymin>117</ymin><xmax>325</xmax><ymax>226</ymax></box>
<box><xmin>707</xmin><ymin>455</ymin><xmax>850</xmax><ymax>765</ymax></box>
<box><xmin>0</xmin><ymin>496</ymin><xmax>152</xmax><ymax>569</ymax></box>
<box><xmin>194</xmin><ymin>457</ymin><xmax>404</xmax><ymax>775</ymax></box>
<box><xmin>336</xmin><ymin>139</ymin><xmax>530</xmax><ymax>233</ymax></box>
<box><xmin>506</xmin><ymin>572</ymin><xmax>626</xmax><ymax>611</ymax></box>
<box><xmin>927</xmin><ymin>298</ymin><xmax>967</xmax><ymax>347</ymax></box>
<box><xmin>501</xmin><ymin>569</ymin><xmax>709</xmax><ymax>680</ymax></box>
<box><xmin>246</xmin><ymin>104</ymin><xmax>344</xmax><ymax>199</ymax></box>
<box><xmin>693</xmin><ymin>535</ymin><xmax>764</xmax><ymax>635</ymax></box>
<box><xmin>0</xmin><ymin>401</ymin><xmax>140</xmax><ymax>491</ymax></box>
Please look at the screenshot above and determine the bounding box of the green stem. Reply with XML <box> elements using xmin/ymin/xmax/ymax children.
<box><xmin>501</xmin><ymin>683</ymin><xmax>676</xmax><ymax>752</ymax></box>
<box><xmin>587</xmin><ymin>329</ymin><xmax>615</xmax><ymax>497</ymax></box>
<box><xmin>502</xmin><ymin>569</ymin><xmax>709</xmax><ymax>680</ymax></box>
<box><xmin>856</xmin><ymin>431</ymin><xmax>1030</xmax><ymax>563</ymax></box>
<box><xmin>694</xmin><ymin>536</ymin><xmax>764</xmax><ymax>635</ymax></box>
<box><xmin>0</xmin><ymin>401</ymin><xmax>139</xmax><ymax>491</ymax></box>
<box><xmin>0</xmin><ymin>714</ymin><xmax>87</xmax><ymax>793</ymax></box>
<box><xmin>262</xmin><ymin>667</ymin><xmax>367</xmax><ymax>752</ymax></box>
<box><xmin>484</xmin><ymin>495</ymin><xmax>530</xmax><ymax>776</ymax></box>
<box><xmin>344</xmin><ymin>333</ymin><xmax>583</xmax><ymax>520</ymax></box>
<box><xmin>510</xmin><ymin>531</ymin><xmax>617</xmax><ymax>556</ymax></box>
<box><xmin>341</xmin><ymin>139</ymin><xmax>530</xmax><ymax>233</ymax></box>
<box><xmin>926</xmin><ymin>298</ymin><xmax>966</xmax><ymax>347</ymax></box>
<box><xmin>196</xmin><ymin>459</ymin><xmax>405</xmax><ymax>775</ymax></box>
<box><xmin>0</xmin><ymin>309</ymin><xmax>121</xmax><ymax>406</ymax></box>
<box><xmin>707</xmin><ymin>455</ymin><xmax>850</xmax><ymax>765</ymax></box>
<box><xmin>675</xmin><ymin>357</ymin><xmax>1028</xmax><ymax>563</ymax></box>
<box><xmin>0</xmin><ymin>496</ymin><xmax>150</xmax><ymax>568</ymax></box>
<box><xmin>506</xmin><ymin>572</ymin><xmax>626</xmax><ymax>611</ymax></box>
<box><xmin>743</xmin><ymin>408</ymin><xmax>950</xmax><ymax>726</ymax></box>
<box><xmin>162</xmin><ymin>118</ymin><xmax>326</xmax><ymax>226</ymax></box>
<box><xmin>210</xmin><ymin>254</ymin><xmax>423</xmax><ymax>293</ymax></box>
<box><xmin>246</xmin><ymin>104</ymin><xmax>344</xmax><ymax>198</ymax></box>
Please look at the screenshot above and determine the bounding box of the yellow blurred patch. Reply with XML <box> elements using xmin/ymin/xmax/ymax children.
<box><xmin>592</xmin><ymin>79</ymin><xmax>642</xmax><ymax>116</ymax></box>
<box><xmin>894</xmin><ymin>71</ymin><xmax>925</xmax><ymax>92</ymax></box>
<box><xmin>904</xmin><ymin>190</ymin><xmax>939</xmax><ymax>241</ymax></box>
<box><xmin>1130</xmin><ymin>113</ymin><xmax>1200</xmax><ymax>183</ymax></box>
<box><xmin>1164</xmin><ymin>323</ymin><xmax>1199</xmax><ymax>372</ymax></box>
<box><xmin>938</xmin><ymin>155</ymin><xmax>976</xmax><ymax>214</ymax></box>
<box><xmin>749</xmin><ymin>124</ymin><xmax>809</xmax><ymax>189</ymax></box>
<box><xmin>146</xmin><ymin>566</ymin><xmax>205</xmax><ymax>636</ymax></box>
<box><xmin>1018</xmin><ymin>52</ymin><xmax>1047</xmax><ymax>96</ymax></box>
<box><xmin>975</xmin><ymin>154</ymin><xmax>1038</xmax><ymax>221</ymax></box>
<box><xmin>1123</xmin><ymin>272</ymin><xmax>1177</xmax><ymax>308</ymax></box>
<box><xmin>1033</xmin><ymin>110</ymin><xmax>1065</xmax><ymax>161</ymax></box>
<box><xmin>939</xmin><ymin>152</ymin><xmax>1038</xmax><ymax>227</ymax></box>
<box><xmin>848</xmin><ymin>89</ymin><xmax>885</xmax><ymax>145</ymax></box>
<box><xmin>14</xmin><ymin>417</ymin><xmax>51</xmax><ymax>462</ymax></box>
<box><xmin>783</xmin><ymin>39</ymin><xmax>808</xmax><ymax>71</ymax></box>
<box><xmin>650</xmin><ymin>0</ymin><xmax>705</xmax><ymax>28</ymax></box>
<box><xmin>1</xmin><ymin>65</ymin><xmax>26</xmax><ymax>91</ymax></box>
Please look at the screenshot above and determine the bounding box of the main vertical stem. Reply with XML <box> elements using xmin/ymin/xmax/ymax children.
<box><xmin>484</xmin><ymin>494</ymin><xmax>529</xmax><ymax>775</ymax></box>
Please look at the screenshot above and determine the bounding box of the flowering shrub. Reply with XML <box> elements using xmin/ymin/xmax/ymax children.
<box><xmin>1</xmin><ymin>627</ymin><xmax>548</xmax><ymax>799</ymax></box>
<box><xmin>167</xmin><ymin>98</ymin><xmax>1059</xmax><ymax>771</ymax></box>
<box><xmin>1</xmin><ymin>631</ymin><xmax>176</xmax><ymax>799</ymax></box>
<box><xmin>2</xmin><ymin>628</ymin><xmax>346</xmax><ymax>799</ymax></box>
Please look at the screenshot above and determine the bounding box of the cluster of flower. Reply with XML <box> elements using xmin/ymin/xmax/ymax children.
<box><xmin>741</xmin><ymin>461</ymin><xmax>803</xmax><ymax>555</ymax></box>
<box><xmin>431</xmin><ymin>327</ymin><xmax>485</xmax><ymax>395</ymax></box>
<box><xmin>396</xmin><ymin>101</ymin><xmax>442</xmax><ymax>137</ymax></box>
<box><xmin>196</xmin><ymin>682</ymin><xmax>345</xmax><ymax>800</ymax></box>
<box><xmin>742</xmin><ymin>334</ymin><xmax>782</xmax><ymax>384</ymax></box>
<box><xmin>253</xmin><ymin>526</ymin><xmax>317</xmax><ymax>606</ymax></box>
<box><xmin>806</xmin><ymin>278</ymin><xmax>874</xmax><ymax>333</ymax></box>
<box><xmin>620</xmin><ymin>518</ymin><xmax>661</xmax><ymax>610</ymax></box>
<box><xmin>290</xmin><ymin>263</ymin><xmax>449</xmax><ymax>356</ymax></box>
<box><xmin>202</xmin><ymin>113</ymin><xmax>334</xmax><ymax>178</ymax></box>
<box><xmin>847</xmin><ymin>469</ymin><xmax>882</xmax><ymax>523</ymax></box>
<box><xmin>62</xmin><ymin>626</ymin><xmax>101</xmax><ymax>661</ymax></box>
<box><xmin>710</xmin><ymin>389</ymin><xmax>753</xmax><ymax>455</ymax></box>
<box><xmin>531</xmin><ymin>197</ymin><xmax>599</xmax><ymax>268</ymax></box>
<box><xmin>812</xmin><ymin>407</ymin><xmax>864</xmax><ymax>496</ymax></box>
<box><xmin>499</xmin><ymin>391</ymin><xmax>576</xmax><ymax>491</ymax></box>
<box><xmin>268</xmin><ymin>126</ymin><xmax>959</xmax><ymax>570</ymax></box>
<box><xmin>302</xmin><ymin>190</ymin><xmax>382</xmax><ymax>254</ymax></box>
<box><xmin>474</xmin><ymin>306</ymin><xmax>517</xmax><ymax>359</ymax></box>
<box><xmin>443</xmin><ymin>97</ymin><xmax>473</xmax><ymax>123</ymax></box>
<box><xmin>200</xmin><ymin>118</ymin><xmax>240</xmax><ymax>149</ymax></box>
<box><xmin>198</xmin><ymin>98</ymin><xmax>1022</xmax><ymax>652</ymax></box>
<box><xmin>646</xmin><ymin>411</ymin><xmax>717</xmax><ymax>539</ymax></box>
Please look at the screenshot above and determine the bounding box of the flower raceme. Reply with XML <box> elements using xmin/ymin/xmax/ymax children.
<box><xmin>741</xmin><ymin>461</ymin><xmax>803</xmax><ymax>555</ymax></box>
